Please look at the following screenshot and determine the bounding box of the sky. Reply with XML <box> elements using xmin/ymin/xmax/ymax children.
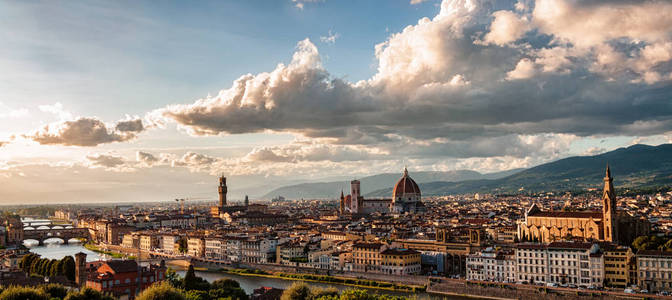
<box><xmin>1</xmin><ymin>0</ymin><xmax>672</xmax><ymax>204</ymax></box>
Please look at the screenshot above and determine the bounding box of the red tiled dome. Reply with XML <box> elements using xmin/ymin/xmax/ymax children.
<box><xmin>393</xmin><ymin>168</ymin><xmax>420</xmax><ymax>197</ymax></box>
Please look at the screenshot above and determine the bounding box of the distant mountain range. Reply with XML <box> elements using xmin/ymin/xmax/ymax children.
<box><xmin>261</xmin><ymin>168</ymin><xmax>523</xmax><ymax>199</ymax></box>
<box><xmin>366</xmin><ymin>144</ymin><xmax>672</xmax><ymax>197</ymax></box>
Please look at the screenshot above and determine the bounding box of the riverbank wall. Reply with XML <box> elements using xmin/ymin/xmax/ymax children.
<box><xmin>428</xmin><ymin>278</ymin><xmax>671</xmax><ymax>300</ymax></box>
<box><xmin>190</xmin><ymin>259</ymin><xmax>428</xmax><ymax>287</ymax></box>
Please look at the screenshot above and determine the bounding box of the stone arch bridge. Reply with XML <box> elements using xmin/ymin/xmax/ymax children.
<box><xmin>23</xmin><ymin>227</ymin><xmax>90</xmax><ymax>245</ymax></box>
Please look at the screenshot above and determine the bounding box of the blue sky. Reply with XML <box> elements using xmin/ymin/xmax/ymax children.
<box><xmin>0</xmin><ymin>0</ymin><xmax>437</xmax><ymax>121</ymax></box>
<box><xmin>1</xmin><ymin>0</ymin><xmax>671</xmax><ymax>203</ymax></box>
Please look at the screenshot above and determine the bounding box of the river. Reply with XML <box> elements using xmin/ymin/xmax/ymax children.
<box><xmin>25</xmin><ymin>242</ymin><xmax>470</xmax><ymax>299</ymax></box>
<box><xmin>22</xmin><ymin>218</ymin><xmax>463</xmax><ymax>299</ymax></box>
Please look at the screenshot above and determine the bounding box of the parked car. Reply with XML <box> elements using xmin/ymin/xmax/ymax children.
<box><xmin>640</xmin><ymin>289</ymin><xmax>649</xmax><ymax>294</ymax></box>
<box><xmin>624</xmin><ymin>289</ymin><xmax>634</xmax><ymax>294</ymax></box>
<box><xmin>546</xmin><ymin>283</ymin><xmax>558</xmax><ymax>287</ymax></box>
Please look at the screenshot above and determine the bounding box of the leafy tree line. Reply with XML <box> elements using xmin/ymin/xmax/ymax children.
<box><xmin>0</xmin><ymin>284</ymin><xmax>113</xmax><ymax>300</ymax></box>
<box><xmin>137</xmin><ymin>280</ymin><xmax>410</xmax><ymax>300</ymax></box>
<box><xmin>18</xmin><ymin>253</ymin><xmax>75</xmax><ymax>281</ymax></box>
<box><xmin>279</xmin><ymin>282</ymin><xmax>408</xmax><ymax>300</ymax></box>
<box><xmin>632</xmin><ymin>235</ymin><xmax>672</xmax><ymax>252</ymax></box>
<box><xmin>164</xmin><ymin>265</ymin><xmax>249</xmax><ymax>300</ymax></box>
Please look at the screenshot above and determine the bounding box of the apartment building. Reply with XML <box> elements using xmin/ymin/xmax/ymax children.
<box><xmin>380</xmin><ymin>248</ymin><xmax>421</xmax><ymax>275</ymax></box>
<box><xmin>205</xmin><ymin>238</ymin><xmax>225</xmax><ymax>260</ymax></box>
<box><xmin>242</xmin><ymin>237</ymin><xmax>278</xmax><ymax>264</ymax></box>
<box><xmin>637</xmin><ymin>250</ymin><xmax>672</xmax><ymax>292</ymax></box>
<box><xmin>466</xmin><ymin>249</ymin><xmax>516</xmax><ymax>282</ymax></box>
<box><xmin>516</xmin><ymin>243</ymin><xmax>548</xmax><ymax>284</ymax></box>
<box><xmin>187</xmin><ymin>236</ymin><xmax>205</xmax><ymax>257</ymax></box>
<box><xmin>352</xmin><ymin>243</ymin><xmax>387</xmax><ymax>273</ymax></box>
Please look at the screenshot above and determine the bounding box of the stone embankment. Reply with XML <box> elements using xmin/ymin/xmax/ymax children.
<box><xmin>428</xmin><ymin>278</ymin><xmax>672</xmax><ymax>300</ymax></box>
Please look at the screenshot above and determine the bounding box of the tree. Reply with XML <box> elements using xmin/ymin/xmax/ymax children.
<box><xmin>166</xmin><ymin>268</ymin><xmax>182</xmax><ymax>288</ymax></box>
<box><xmin>184</xmin><ymin>290</ymin><xmax>208</xmax><ymax>300</ymax></box>
<box><xmin>211</xmin><ymin>278</ymin><xmax>240</xmax><ymax>290</ymax></box>
<box><xmin>178</xmin><ymin>238</ymin><xmax>188</xmax><ymax>254</ymax></box>
<box><xmin>310</xmin><ymin>288</ymin><xmax>338</xmax><ymax>300</ymax></box>
<box><xmin>40</xmin><ymin>284</ymin><xmax>68</xmax><ymax>299</ymax></box>
<box><xmin>281</xmin><ymin>282</ymin><xmax>311</xmax><ymax>300</ymax></box>
<box><xmin>632</xmin><ymin>235</ymin><xmax>671</xmax><ymax>252</ymax></box>
<box><xmin>209</xmin><ymin>285</ymin><xmax>248</xmax><ymax>300</ymax></box>
<box><xmin>19</xmin><ymin>253</ymin><xmax>39</xmax><ymax>273</ymax></box>
<box><xmin>0</xmin><ymin>286</ymin><xmax>49</xmax><ymax>300</ymax></box>
<box><xmin>136</xmin><ymin>282</ymin><xmax>186</xmax><ymax>300</ymax></box>
<box><xmin>50</xmin><ymin>260</ymin><xmax>62</xmax><ymax>277</ymax></box>
<box><xmin>61</xmin><ymin>256</ymin><xmax>76</xmax><ymax>281</ymax></box>
<box><xmin>183</xmin><ymin>265</ymin><xmax>209</xmax><ymax>291</ymax></box>
<box><xmin>64</xmin><ymin>287</ymin><xmax>115</xmax><ymax>300</ymax></box>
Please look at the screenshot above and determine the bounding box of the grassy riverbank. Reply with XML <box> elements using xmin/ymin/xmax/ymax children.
<box><xmin>210</xmin><ymin>267</ymin><xmax>426</xmax><ymax>293</ymax></box>
<box><xmin>84</xmin><ymin>243</ymin><xmax>136</xmax><ymax>260</ymax></box>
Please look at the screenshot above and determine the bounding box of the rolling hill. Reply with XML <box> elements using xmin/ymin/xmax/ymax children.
<box><xmin>366</xmin><ymin>144</ymin><xmax>672</xmax><ymax>197</ymax></box>
<box><xmin>261</xmin><ymin>168</ymin><xmax>523</xmax><ymax>199</ymax></box>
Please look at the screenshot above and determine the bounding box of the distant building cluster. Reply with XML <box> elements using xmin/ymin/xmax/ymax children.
<box><xmin>340</xmin><ymin>168</ymin><xmax>426</xmax><ymax>215</ymax></box>
<box><xmin>2</xmin><ymin>164</ymin><xmax>672</xmax><ymax>296</ymax></box>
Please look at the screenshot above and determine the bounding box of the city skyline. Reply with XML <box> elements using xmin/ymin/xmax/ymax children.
<box><xmin>2</xmin><ymin>0</ymin><xmax>672</xmax><ymax>204</ymax></box>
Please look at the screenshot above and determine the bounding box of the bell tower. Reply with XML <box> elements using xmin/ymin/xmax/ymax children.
<box><xmin>602</xmin><ymin>164</ymin><xmax>617</xmax><ymax>243</ymax></box>
<box><xmin>350</xmin><ymin>180</ymin><xmax>360</xmax><ymax>214</ymax></box>
<box><xmin>218</xmin><ymin>175</ymin><xmax>227</xmax><ymax>208</ymax></box>
<box><xmin>75</xmin><ymin>252</ymin><xmax>87</xmax><ymax>287</ymax></box>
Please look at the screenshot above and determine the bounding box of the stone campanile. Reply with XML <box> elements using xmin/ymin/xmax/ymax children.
<box><xmin>218</xmin><ymin>175</ymin><xmax>227</xmax><ymax>208</ymax></box>
<box><xmin>75</xmin><ymin>252</ymin><xmax>87</xmax><ymax>287</ymax></box>
<box><xmin>602</xmin><ymin>164</ymin><xmax>618</xmax><ymax>243</ymax></box>
<box><xmin>350</xmin><ymin>180</ymin><xmax>360</xmax><ymax>213</ymax></box>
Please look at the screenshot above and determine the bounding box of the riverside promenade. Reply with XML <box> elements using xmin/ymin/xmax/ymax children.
<box><xmin>93</xmin><ymin>243</ymin><xmax>672</xmax><ymax>299</ymax></box>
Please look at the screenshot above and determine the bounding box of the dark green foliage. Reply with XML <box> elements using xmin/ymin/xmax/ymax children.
<box><xmin>310</xmin><ymin>288</ymin><xmax>339</xmax><ymax>300</ymax></box>
<box><xmin>60</xmin><ymin>256</ymin><xmax>75</xmax><ymax>281</ymax></box>
<box><xmin>19</xmin><ymin>253</ymin><xmax>39</xmax><ymax>273</ymax></box>
<box><xmin>184</xmin><ymin>290</ymin><xmax>209</xmax><ymax>300</ymax></box>
<box><xmin>166</xmin><ymin>268</ymin><xmax>182</xmax><ymax>288</ymax></box>
<box><xmin>40</xmin><ymin>284</ymin><xmax>68</xmax><ymax>299</ymax></box>
<box><xmin>280</xmin><ymin>286</ymin><xmax>408</xmax><ymax>300</ymax></box>
<box><xmin>0</xmin><ymin>286</ymin><xmax>50</xmax><ymax>300</ymax></box>
<box><xmin>137</xmin><ymin>282</ymin><xmax>186</xmax><ymax>300</ymax></box>
<box><xmin>183</xmin><ymin>265</ymin><xmax>210</xmax><ymax>291</ymax></box>
<box><xmin>281</xmin><ymin>282</ymin><xmax>312</xmax><ymax>300</ymax></box>
<box><xmin>632</xmin><ymin>235</ymin><xmax>672</xmax><ymax>251</ymax></box>
<box><xmin>20</xmin><ymin>254</ymin><xmax>76</xmax><ymax>280</ymax></box>
<box><xmin>63</xmin><ymin>287</ymin><xmax>114</xmax><ymax>300</ymax></box>
<box><xmin>178</xmin><ymin>238</ymin><xmax>188</xmax><ymax>254</ymax></box>
<box><xmin>211</xmin><ymin>278</ymin><xmax>240</xmax><ymax>289</ymax></box>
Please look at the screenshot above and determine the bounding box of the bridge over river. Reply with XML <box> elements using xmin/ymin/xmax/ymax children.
<box><xmin>21</xmin><ymin>218</ymin><xmax>90</xmax><ymax>245</ymax></box>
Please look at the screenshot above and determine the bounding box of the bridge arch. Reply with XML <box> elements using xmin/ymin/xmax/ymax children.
<box><xmin>22</xmin><ymin>227</ymin><xmax>90</xmax><ymax>246</ymax></box>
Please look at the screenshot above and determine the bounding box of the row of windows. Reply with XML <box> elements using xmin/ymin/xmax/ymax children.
<box><xmin>639</xmin><ymin>260</ymin><xmax>672</xmax><ymax>268</ymax></box>
<box><xmin>640</xmin><ymin>271</ymin><xmax>672</xmax><ymax>279</ymax></box>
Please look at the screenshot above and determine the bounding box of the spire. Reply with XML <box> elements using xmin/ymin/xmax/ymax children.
<box><xmin>404</xmin><ymin>166</ymin><xmax>408</xmax><ymax>177</ymax></box>
<box><xmin>340</xmin><ymin>189</ymin><xmax>344</xmax><ymax>199</ymax></box>
<box><xmin>605</xmin><ymin>163</ymin><xmax>611</xmax><ymax>179</ymax></box>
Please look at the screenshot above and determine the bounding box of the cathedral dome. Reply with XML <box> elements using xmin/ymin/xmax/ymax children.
<box><xmin>393</xmin><ymin>168</ymin><xmax>420</xmax><ymax>200</ymax></box>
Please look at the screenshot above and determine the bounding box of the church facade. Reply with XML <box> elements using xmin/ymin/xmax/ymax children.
<box><xmin>517</xmin><ymin>166</ymin><xmax>649</xmax><ymax>246</ymax></box>
<box><xmin>340</xmin><ymin>168</ymin><xmax>425</xmax><ymax>215</ymax></box>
